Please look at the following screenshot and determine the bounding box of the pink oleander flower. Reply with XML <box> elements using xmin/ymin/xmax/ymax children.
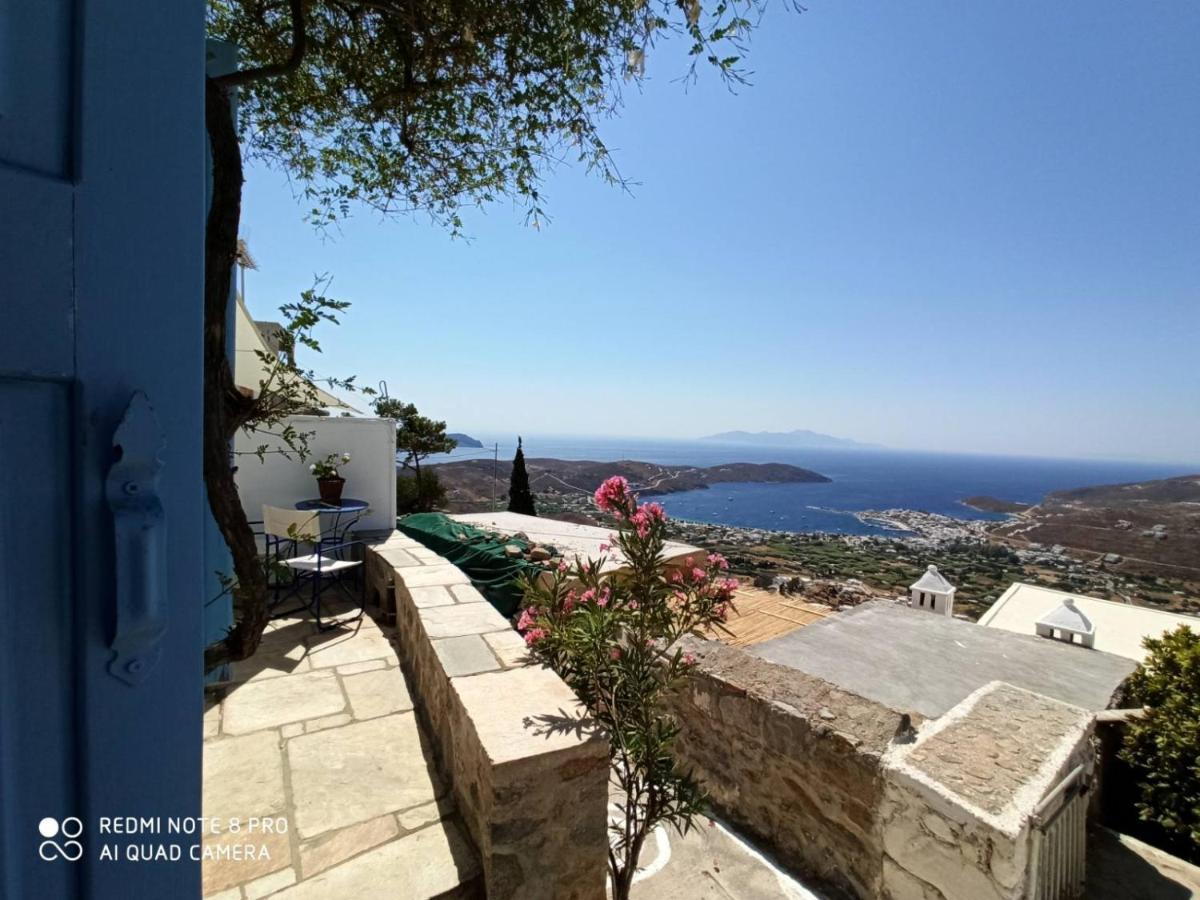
<box><xmin>720</xmin><ymin>577</ymin><xmax>740</xmax><ymax>594</ymax></box>
<box><xmin>707</xmin><ymin>553</ymin><xmax>729</xmax><ymax>571</ymax></box>
<box><xmin>594</xmin><ymin>476</ymin><xmax>633</xmax><ymax>516</ymax></box>
<box><xmin>670</xmin><ymin>570</ymin><xmax>683</xmax><ymax>584</ymax></box>
<box><xmin>596</xmin><ymin>587</ymin><xmax>611</xmax><ymax>608</ymax></box>
<box><xmin>684</xmin><ymin>653</ymin><xmax>696</xmax><ymax>666</ymax></box>
<box><xmin>517</xmin><ymin>608</ymin><xmax>537</xmax><ymax>631</ymax></box>
<box><xmin>713</xmin><ymin>603</ymin><xmax>729</xmax><ymax>622</ymax></box>
<box><xmin>524</xmin><ymin>628</ymin><xmax>548</xmax><ymax>646</ymax></box>
<box><xmin>599</xmin><ymin>542</ymin><xmax>610</xmax><ymax>553</ymax></box>
<box><xmin>627</xmin><ymin>599</ymin><xmax>639</xmax><ymax>611</ymax></box>
<box><xmin>580</xmin><ymin>588</ymin><xmax>596</xmax><ymax>605</ymax></box>
<box><xmin>563</xmin><ymin>591</ymin><xmax>578</xmax><ymax>613</ymax></box>
<box><xmin>610</xmin><ymin>648</ymin><xmax>622</xmax><ymax>661</ymax></box>
<box><xmin>631</xmin><ymin>501</ymin><xmax>667</xmax><ymax>537</ymax></box>
<box><xmin>557</xmin><ymin>560</ymin><xmax>569</xmax><ymax>574</ymax></box>
<box><xmin>691</xmin><ymin>567</ymin><xmax>706</xmax><ymax>583</ymax></box>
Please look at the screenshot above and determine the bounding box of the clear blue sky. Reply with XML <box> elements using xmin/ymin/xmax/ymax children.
<box><xmin>238</xmin><ymin>1</ymin><xmax>1199</xmax><ymax>464</ymax></box>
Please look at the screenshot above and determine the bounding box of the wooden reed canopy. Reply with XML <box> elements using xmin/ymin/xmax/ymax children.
<box><xmin>706</xmin><ymin>587</ymin><xmax>833</xmax><ymax>648</ymax></box>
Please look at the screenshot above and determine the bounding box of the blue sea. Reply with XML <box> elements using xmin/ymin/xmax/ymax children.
<box><xmin>432</xmin><ymin>436</ymin><xmax>1196</xmax><ymax>537</ymax></box>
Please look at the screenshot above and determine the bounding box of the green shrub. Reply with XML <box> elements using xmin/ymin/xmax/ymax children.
<box><xmin>396</xmin><ymin>469</ymin><xmax>446</xmax><ymax>514</ymax></box>
<box><xmin>1119</xmin><ymin>625</ymin><xmax>1200</xmax><ymax>862</ymax></box>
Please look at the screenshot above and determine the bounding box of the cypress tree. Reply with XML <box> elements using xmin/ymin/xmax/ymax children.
<box><xmin>507</xmin><ymin>437</ymin><xmax>537</xmax><ymax>516</ymax></box>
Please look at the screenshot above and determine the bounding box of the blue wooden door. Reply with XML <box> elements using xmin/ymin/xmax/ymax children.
<box><xmin>0</xmin><ymin>2</ymin><xmax>205</xmax><ymax>898</ymax></box>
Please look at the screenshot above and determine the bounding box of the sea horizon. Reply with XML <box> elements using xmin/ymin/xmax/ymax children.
<box><xmin>428</xmin><ymin>435</ymin><xmax>1197</xmax><ymax>537</ymax></box>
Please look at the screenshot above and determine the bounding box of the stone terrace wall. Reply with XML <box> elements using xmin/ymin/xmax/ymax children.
<box><xmin>669</xmin><ymin>635</ymin><xmax>919</xmax><ymax>900</ymax></box>
<box><xmin>365</xmin><ymin>534</ymin><xmax>608</xmax><ymax>900</ymax></box>
<box><xmin>879</xmin><ymin>683</ymin><xmax>1095</xmax><ymax>900</ymax></box>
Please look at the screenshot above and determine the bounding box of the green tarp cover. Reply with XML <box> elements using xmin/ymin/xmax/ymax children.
<box><xmin>397</xmin><ymin>513</ymin><xmax>540</xmax><ymax>618</ymax></box>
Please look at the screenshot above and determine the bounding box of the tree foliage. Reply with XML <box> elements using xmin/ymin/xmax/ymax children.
<box><xmin>507</xmin><ymin>436</ymin><xmax>537</xmax><ymax>516</ymax></box>
<box><xmin>397</xmin><ymin>469</ymin><xmax>448</xmax><ymax>514</ymax></box>
<box><xmin>375</xmin><ymin>397</ymin><xmax>457</xmax><ymax>473</ymax></box>
<box><xmin>518</xmin><ymin>476</ymin><xmax>737</xmax><ymax>897</ymax></box>
<box><xmin>373</xmin><ymin>395</ymin><xmax>456</xmax><ymax>508</ymax></box>
<box><xmin>241</xmin><ymin>276</ymin><xmax>363</xmax><ymax>459</ymax></box>
<box><xmin>207</xmin><ymin>0</ymin><xmax>783</xmax><ymax>230</ymax></box>
<box><xmin>1120</xmin><ymin>625</ymin><xmax>1200</xmax><ymax>862</ymax></box>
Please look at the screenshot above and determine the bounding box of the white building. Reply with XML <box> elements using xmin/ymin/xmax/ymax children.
<box><xmin>978</xmin><ymin>582</ymin><xmax>1198</xmax><ymax>662</ymax></box>
<box><xmin>909</xmin><ymin>564</ymin><xmax>955</xmax><ymax>616</ymax></box>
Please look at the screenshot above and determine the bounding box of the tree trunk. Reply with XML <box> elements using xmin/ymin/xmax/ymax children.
<box><xmin>203</xmin><ymin>77</ymin><xmax>271</xmax><ymax>673</ymax></box>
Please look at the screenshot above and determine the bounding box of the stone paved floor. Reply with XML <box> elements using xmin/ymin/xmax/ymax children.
<box><xmin>202</xmin><ymin>604</ymin><xmax>481</xmax><ymax>899</ymax></box>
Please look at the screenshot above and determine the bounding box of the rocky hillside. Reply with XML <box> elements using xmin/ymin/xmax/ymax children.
<box><xmin>429</xmin><ymin>458</ymin><xmax>829</xmax><ymax>511</ymax></box>
<box><xmin>990</xmin><ymin>474</ymin><xmax>1200</xmax><ymax>578</ymax></box>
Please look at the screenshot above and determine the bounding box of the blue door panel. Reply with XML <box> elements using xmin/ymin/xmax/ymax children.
<box><xmin>0</xmin><ymin>378</ymin><xmax>77</xmax><ymax>899</ymax></box>
<box><xmin>0</xmin><ymin>1</ymin><xmax>206</xmax><ymax>898</ymax></box>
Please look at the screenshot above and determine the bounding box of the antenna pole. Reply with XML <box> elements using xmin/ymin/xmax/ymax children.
<box><xmin>492</xmin><ymin>443</ymin><xmax>499</xmax><ymax>511</ymax></box>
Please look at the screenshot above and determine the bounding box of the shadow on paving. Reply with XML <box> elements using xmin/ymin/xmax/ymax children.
<box><xmin>628</xmin><ymin>813</ymin><xmax>824</xmax><ymax>900</ymax></box>
<box><xmin>1086</xmin><ymin>826</ymin><xmax>1200</xmax><ymax>900</ymax></box>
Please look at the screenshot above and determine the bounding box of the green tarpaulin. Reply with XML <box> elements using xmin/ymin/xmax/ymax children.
<box><xmin>397</xmin><ymin>513</ymin><xmax>542</xmax><ymax>617</ymax></box>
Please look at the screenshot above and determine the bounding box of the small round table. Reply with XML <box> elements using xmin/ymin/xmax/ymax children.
<box><xmin>295</xmin><ymin>498</ymin><xmax>370</xmax><ymax>544</ymax></box>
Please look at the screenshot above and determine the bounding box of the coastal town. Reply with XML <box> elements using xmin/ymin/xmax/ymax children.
<box><xmin>534</xmin><ymin>481</ymin><xmax>1200</xmax><ymax>621</ymax></box>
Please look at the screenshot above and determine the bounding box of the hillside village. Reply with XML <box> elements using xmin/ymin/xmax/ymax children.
<box><xmin>534</xmin><ymin>482</ymin><xmax>1200</xmax><ymax>620</ymax></box>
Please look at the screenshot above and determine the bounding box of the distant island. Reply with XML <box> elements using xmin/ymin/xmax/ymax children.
<box><xmin>701</xmin><ymin>429</ymin><xmax>881</xmax><ymax>450</ymax></box>
<box><xmin>430</xmin><ymin>457</ymin><xmax>830</xmax><ymax>511</ymax></box>
<box><xmin>962</xmin><ymin>496</ymin><xmax>1032</xmax><ymax>514</ymax></box>
<box><xmin>447</xmin><ymin>432</ymin><xmax>483</xmax><ymax>448</ymax></box>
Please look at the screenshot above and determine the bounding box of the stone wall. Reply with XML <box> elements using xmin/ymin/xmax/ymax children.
<box><xmin>879</xmin><ymin>682</ymin><xmax>1095</xmax><ymax>900</ymax></box>
<box><xmin>668</xmin><ymin>641</ymin><xmax>1098</xmax><ymax>900</ymax></box>
<box><xmin>878</xmin><ymin>778</ymin><xmax>1030</xmax><ymax>900</ymax></box>
<box><xmin>365</xmin><ymin>534</ymin><xmax>608</xmax><ymax>899</ymax></box>
<box><xmin>668</xmin><ymin>635</ymin><xmax>917</xmax><ymax>899</ymax></box>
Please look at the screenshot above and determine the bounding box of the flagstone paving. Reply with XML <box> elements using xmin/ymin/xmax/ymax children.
<box><xmin>203</xmin><ymin>609</ymin><xmax>482</xmax><ymax>898</ymax></box>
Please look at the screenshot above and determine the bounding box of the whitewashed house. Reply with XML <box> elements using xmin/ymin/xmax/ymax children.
<box><xmin>909</xmin><ymin>564</ymin><xmax>956</xmax><ymax>615</ymax></box>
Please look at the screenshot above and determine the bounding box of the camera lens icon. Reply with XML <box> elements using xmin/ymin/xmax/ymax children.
<box><xmin>38</xmin><ymin>817</ymin><xmax>83</xmax><ymax>862</ymax></box>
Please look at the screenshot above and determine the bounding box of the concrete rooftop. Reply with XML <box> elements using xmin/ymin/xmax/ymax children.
<box><xmin>751</xmin><ymin>601</ymin><xmax>1136</xmax><ymax>718</ymax></box>
<box><xmin>979</xmin><ymin>582</ymin><xmax>1199</xmax><ymax>662</ymax></box>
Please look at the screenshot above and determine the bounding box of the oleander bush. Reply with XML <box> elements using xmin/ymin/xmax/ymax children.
<box><xmin>518</xmin><ymin>476</ymin><xmax>737</xmax><ymax>899</ymax></box>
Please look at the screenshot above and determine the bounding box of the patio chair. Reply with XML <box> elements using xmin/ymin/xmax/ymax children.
<box><xmin>262</xmin><ymin>505</ymin><xmax>364</xmax><ymax>630</ymax></box>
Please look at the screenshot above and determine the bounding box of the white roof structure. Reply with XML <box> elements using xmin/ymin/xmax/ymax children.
<box><xmin>910</xmin><ymin>564</ymin><xmax>955</xmax><ymax>594</ymax></box>
<box><xmin>1037</xmin><ymin>597</ymin><xmax>1095</xmax><ymax>636</ymax></box>
<box><xmin>979</xmin><ymin>582</ymin><xmax>1198</xmax><ymax>662</ymax></box>
<box><xmin>233</xmin><ymin>294</ymin><xmax>356</xmax><ymax>412</ymax></box>
<box><xmin>1035</xmin><ymin>597</ymin><xmax>1096</xmax><ymax>648</ymax></box>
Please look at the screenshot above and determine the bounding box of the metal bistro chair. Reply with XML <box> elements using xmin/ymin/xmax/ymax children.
<box><xmin>262</xmin><ymin>505</ymin><xmax>365</xmax><ymax>630</ymax></box>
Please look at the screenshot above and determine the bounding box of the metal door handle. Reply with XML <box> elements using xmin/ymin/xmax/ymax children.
<box><xmin>105</xmin><ymin>392</ymin><xmax>167</xmax><ymax>685</ymax></box>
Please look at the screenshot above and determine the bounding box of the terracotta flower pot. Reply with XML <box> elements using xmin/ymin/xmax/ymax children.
<box><xmin>317</xmin><ymin>476</ymin><xmax>345</xmax><ymax>504</ymax></box>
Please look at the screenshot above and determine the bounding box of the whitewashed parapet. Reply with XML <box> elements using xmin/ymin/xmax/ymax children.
<box><xmin>364</xmin><ymin>534</ymin><xmax>608</xmax><ymax>900</ymax></box>
<box><xmin>880</xmin><ymin>682</ymin><xmax>1094</xmax><ymax>900</ymax></box>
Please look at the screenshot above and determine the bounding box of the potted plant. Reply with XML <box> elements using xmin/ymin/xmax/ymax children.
<box><xmin>310</xmin><ymin>452</ymin><xmax>351</xmax><ymax>504</ymax></box>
